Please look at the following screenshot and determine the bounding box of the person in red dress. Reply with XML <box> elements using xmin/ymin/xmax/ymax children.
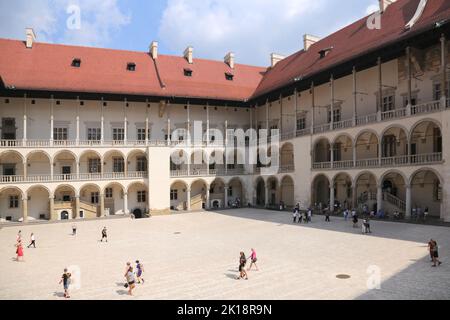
<box><xmin>16</xmin><ymin>240</ymin><xmax>24</xmax><ymax>262</ymax></box>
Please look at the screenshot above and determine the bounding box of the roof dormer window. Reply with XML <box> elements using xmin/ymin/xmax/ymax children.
<box><xmin>318</xmin><ymin>47</ymin><xmax>333</xmax><ymax>59</ymax></box>
<box><xmin>184</xmin><ymin>68</ymin><xmax>193</xmax><ymax>77</ymax></box>
<box><xmin>225</xmin><ymin>72</ymin><xmax>234</xmax><ymax>81</ymax></box>
<box><xmin>127</xmin><ymin>62</ymin><xmax>136</xmax><ymax>71</ymax></box>
<box><xmin>71</xmin><ymin>58</ymin><xmax>81</xmax><ymax>68</ymax></box>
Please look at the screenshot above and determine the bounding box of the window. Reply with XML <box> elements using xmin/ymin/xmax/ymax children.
<box><xmin>403</xmin><ymin>96</ymin><xmax>417</xmax><ymax>108</ymax></box>
<box><xmin>382</xmin><ymin>95</ymin><xmax>395</xmax><ymax>112</ymax></box>
<box><xmin>327</xmin><ymin>108</ymin><xmax>341</xmax><ymax>123</ymax></box>
<box><xmin>53</xmin><ymin>127</ymin><xmax>68</xmax><ymax>141</ymax></box>
<box><xmin>112</xmin><ymin>128</ymin><xmax>124</xmax><ymax>141</ymax></box>
<box><xmin>137</xmin><ymin>157</ymin><xmax>147</xmax><ymax>172</ymax></box>
<box><xmin>296</xmin><ymin>117</ymin><xmax>306</xmax><ymax>131</ymax></box>
<box><xmin>91</xmin><ymin>192</ymin><xmax>99</xmax><ymax>204</ymax></box>
<box><xmin>165</xmin><ymin>134</ymin><xmax>172</xmax><ymax>141</ymax></box>
<box><xmin>88</xmin><ymin>128</ymin><xmax>101</xmax><ymax>141</ymax></box>
<box><xmin>88</xmin><ymin>159</ymin><xmax>101</xmax><ymax>173</ymax></box>
<box><xmin>228</xmin><ymin>187</ymin><xmax>233</xmax><ymax>197</ymax></box>
<box><xmin>113</xmin><ymin>157</ymin><xmax>124</xmax><ymax>173</ymax></box>
<box><xmin>170</xmin><ymin>189</ymin><xmax>178</xmax><ymax>201</ymax></box>
<box><xmin>105</xmin><ymin>188</ymin><xmax>113</xmax><ymax>199</ymax></box>
<box><xmin>225</xmin><ymin>72</ymin><xmax>234</xmax><ymax>81</ymax></box>
<box><xmin>9</xmin><ymin>195</ymin><xmax>19</xmax><ymax>208</ymax></box>
<box><xmin>71</xmin><ymin>58</ymin><xmax>81</xmax><ymax>67</ymax></box>
<box><xmin>184</xmin><ymin>68</ymin><xmax>193</xmax><ymax>77</ymax></box>
<box><xmin>434</xmin><ymin>128</ymin><xmax>442</xmax><ymax>153</ymax></box>
<box><xmin>383</xmin><ymin>135</ymin><xmax>397</xmax><ymax>157</ymax></box>
<box><xmin>137</xmin><ymin>191</ymin><xmax>146</xmax><ymax>203</ymax></box>
<box><xmin>137</xmin><ymin>128</ymin><xmax>150</xmax><ymax>141</ymax></box>
<box><xmin>127</xmin><ymin>63</ymin><xmax>136</xmax><ymax>71</ymax></box>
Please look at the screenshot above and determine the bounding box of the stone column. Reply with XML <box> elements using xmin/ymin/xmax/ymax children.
<box><xmin>23</xmin><ymin>162</ymin><xmax>27</xmax><ymax>181</ymax></box>
<box><xmin>266</xmin><ymin>99</ymin><xmax>269</xmax><ymax>132</ymax></box>
<box><xmin>49</xmin><ymin>196</ymin><xmax>55</xmax><ymax>221</ymax></box>
<box><xmin>22</xmin><ymin>197</ymin><xmax>28</xmax><ymax>223</ymax></box>
<box><xmin>330</xmin><ymin>74</ymin><xmax>334</xmax><ymax>130</ymax></box>
<box><xmin>50</xmin><ymin>96</ymin><xmax>54</xmax><ymax>146</ymax></box>
<box><xmin>123</xmin><ymin>193</ymin><xmax>128</xmax><ymax>215</ymax></box>
<box><xmin>75</xmin><ymin>196</ymin><xmax>80</xmax><ymax>219</ymax></box>
<box><xmin>265</xmin><ymin>184</ymin><xmax>269</xmax><ymax>207</ymax></box>
<box><xmin>224</xmin><ymin>185</ymin><xmax>229</xmax><ymax>208</ymax></box>
<box><xmin>329</xmin><ymin>185</ymin><xmax>335</xmax><ymax>213</ymax></box>
<box><xmin>352</xmin><ymin>184</ymin><xmax>357</xmax><ymax>209</ymax></box>
<box><xmin>50</xmin><ymin>162</ymin><xmax>54</xmax><ymax>180</ymax></box>
<box><xmin>406</xmin><ymin>46</ymin><xmax>412</xmax><ymax>116</ymax></box>
<box><xmin>23</xmin><ymin>94</ymin><xmax>27</xmax><ymax>145</ymax></box>
<box><xmin>186</xmin><ymin>187</ymin><xmax>191</xmax><ymax>211</ymax></box>
<box><xmin>100</xmin><ymin>193</ymin><xmax>105</xmax><ymax>217</ymax></box>
<box><xmin>405</xmin><ymin>185</ymin><xmax>412</xmax><ymax>219</ymax></box>
<box><xmin>145</xmin><ymin>102</ymin><xmax>150</xmax><ymax>145</ymax></box>
<box><xmin>76</xmin><ymin>98</ymin><xmax>80</xmax><ymax>145</ymax></box>
<box><xmin>441</xmin><ymin>34</ymin><xmax>447</xmax><ymax>108</ymax></box>
<box><xmin>76</xmin><ymin>161</ymin><xmax>80</xmax><ymax>180</ymax></box>
<box><xmin>377</xmin><ymin>185</ymin><xmax>383</xmax><ymax>212</ymax></box>
<box><xmin>311</xmin><ymin>82</ymin><xmax>315</xmax><ymax>134</ymax></box>
<box><xmin>205</xmin><ymin>187</ymin><xmax>210</xmax><ymax>209</ymax></box>
<box><xmin>330</xmin><ymin>143</ymin><xmax>334</xmax><ymax>167</ymax></box>
<box><xmin>206</xmin><ymin>103</ymin><xmax>210</xmax><ymax>146</ymax></box>
<box><xmin>123</xmin><ymin>99</ymin><xmax>128</xmax><ymax>145</ymax></box>
<box><xmin>352</xmin><ymin>66</ymin><xmax>357</xmax><ymax>126</ymax></box>
<box><xmin>100</xmin><ymin>99</ymin><xmax>104</xmax><ymax>145</ymax></box>
<box><xmin>279</xmin><ymin>95</ymin><xmax>283</xmax><ymax>136</ymax></box>
<box><xmin>167</xmin><ymin>102</ymin><xmax>171</xmax><ymax>146</ymax></box>
<box><xmin>377</xmin><ymin>57</ymin><xmax>383</xmax><ymax>116</ymax></box>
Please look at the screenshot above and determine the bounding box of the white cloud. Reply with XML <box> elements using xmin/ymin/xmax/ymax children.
<box><xmin>0</xmin><ymin>0</ymin><xmax>130</xmax><ymax>47</ymax></box>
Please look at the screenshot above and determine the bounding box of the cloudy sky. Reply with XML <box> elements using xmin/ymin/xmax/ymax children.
<box><xmin>0</xmin><ymin>0</ymin><xmax>380</xmax><ymax>66</ymax></box>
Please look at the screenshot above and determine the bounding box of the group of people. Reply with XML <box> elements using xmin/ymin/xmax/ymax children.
<box><xmin>14</xmin><ymin>230</ymin><xmax>37</xmax><ymax>262</ymax></box>
<box><xmin>292</xmin><ymin>205</ymin><xmax>312</xmax><ymax>224</ymax></box>
<box><xmin>412</xmin><ymin>206</ymin><xmax>429</xmax><ymax>221</ymax></box>
<box><xmin>237</xmin><ymin>248</ymin><xmax>258</xmax><ymax>280</ymax></box>
<box><xmin>428</xmin><ymin>239</ymin><xmax>442</xmax><ymax>267</ymax></box>
<box><xmin>123</xmin><ymin>260</ymin><xmax>145</xmax><ymax>295</ymax></box>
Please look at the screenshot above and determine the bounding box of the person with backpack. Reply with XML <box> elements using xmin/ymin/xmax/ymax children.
<box><xmin>236</xmin><ymin>252</ymin><xmax>248</xmax><ymax>280</ymax></box>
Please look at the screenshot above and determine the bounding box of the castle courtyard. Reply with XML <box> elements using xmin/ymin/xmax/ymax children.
<box><xmin>0</xmin><ymin>209</ymin><xmax>449</xmax><ymax>300</ymax></box>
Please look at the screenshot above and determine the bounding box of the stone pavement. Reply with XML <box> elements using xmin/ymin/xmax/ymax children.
<box><xmin>0</xmin><ymin>209</ymin><xmax>449</xmax><ymax>300</ymax></box>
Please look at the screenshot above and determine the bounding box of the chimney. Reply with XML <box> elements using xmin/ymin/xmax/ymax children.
<box><xmin>224</xmin><ymin>52</ymin><xmax>235</xmax><ymax>69</ymax></box>
<box><xmin>184</xmin><ymin>46</ymin><xmax>193</xmax><ymax>64</ymax></box>
<box><xmin>270</xmin><ymin>53</ymin><xmax>286</xmax><ymax>68</ymax></box>
<box><xmin>150</xmin><ymin>41</ymin><xmax>158</xmax><ymax>59</ymax></box>
<box><xmin>303</xmin><ymin>34</ymin><xmax>321</xmax><ymax>51</ymax></box>
<box><xmin>25</xmin><ymin>28</ymin><xmax>36</xmax><ymax>49</ymax></box>
<box><xmin>379</xmin><ymin>0</ymin><xmax>397</xmax><ymax>13</ymax></box>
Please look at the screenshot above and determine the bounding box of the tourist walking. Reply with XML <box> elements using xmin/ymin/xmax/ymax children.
<box><xmin>428</xmin><ymin>239</ymin><xmax>442</xmax><ymax>267</ymax></box>
<box><xmin>424</xmin><ymin>207</ymin><xmax>429</xmax><ymax>221</ymax></box>
<box><xmin>236</xmin><ymin>252</ymin><xmax>248</xmax><ymax>280</ymax></box>
<box><xmin>16</xmin><ymin>230</ymin><xmax>22</xmax><ymax>243</ymax></box>
<box><xmin>27</xmin><ymin>233</ymin><xmax>36</xmax><ymax>248</ymax></box>
<box><xmin>325</xmin><ymin>211</ymin><xmax>330</xmax><ymax>222</ymax></box>
<box><xmin>135</xmin><ymin>260</ymin><xmax>145</xmax><ymax>284</ymax></box>
<box><xmin>72</xmin><ymin>224</ymin><xmax>77</xmax><ymax>236</ymax></box>
<box><xmin>124</xmin><ymin>262</ymin><xmax>136</xmax><ymax>295</ymax></box>
<box><xmin>247</xmin><ymin>248</ymin><xmax>259</xmax><ymax>271</ymax></box>
<box><xmin>365</xmin><ymin>218</ymin><xmax>371</xmax><ymax>233</ymax></box>
<box><xmin>343</xmin><ymin>209</ymin><xmax>349</xmax><ymax>221</ymax></box>
<box><xmin>307</xmin><ymin>208</ymin><xmax>312</xmax><ymax>223</ymax></box>
<box><xmin>59</xmin><ymin>268</ymin><xmax>71</xmax><ymax>298</ymax></box>
<box><xmin>292</xmin><ymin>208</ymin><xmax>297</xmax><ymax>223</ymax></box>
<box><xmin>101</xmin><ymin>227</ymin><xmax>108</xmax><ymax>242</ymax></box>
<box><xmin>352</xmin><ymin>213</ymin><xmax>359</xmax><ymax>228</ymax></box>
<box><xmin>15</xmin><ymin>240</ymin><xmax>24</xmax><ymax>262</ymax></box>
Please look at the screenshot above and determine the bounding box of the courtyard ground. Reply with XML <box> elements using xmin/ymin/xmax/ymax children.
<box><xmin>0</xmin><ymin>208</ymin><xmax>449</xmax><ymax>300</ymax></box>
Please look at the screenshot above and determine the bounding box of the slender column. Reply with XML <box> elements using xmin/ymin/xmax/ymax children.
<box><xmin>330</xmin><ymin>74</ymin><xmax>334</xmax><ymax>130</ymax></box>
<box><xmin>186</xmin><ymin>101</ymin><xmax>190</xmax><ymax>144</ymax></box>
<box><xmin>22</xmin><ymin>197</ymin><xmax>28</xmax><ymax>223</ymax></box>
<box><xmin>265</xmin><ymin>184</ymin><xmax>270</xmax><ymax>207</ymax></box>
<box><xmin>329</xmin><ymin>185</ymin><xmax>335</xmax><ymax>213</ymax></box>
<box><xmin>352</xmin><ymin>144</ymin><xmax>357</xmax><ymax>167</ymax></box>
<box><xmin>266</xmin><ymin>99</ymin><xmax>269</xmax><ymax>132</ymax></box>
<box><xmin>123</xmin><ymin>99</ymin><xmax>128</xmax><ymax>144</ymax></box>
<box><xmin>100</xmin><ymin>193</ymin><xmax>105</xmax><ymax>217</ymax></box>
<box><xmin>49</xmin><ymin>196</ymin><xmax>55</xmax><ymax>221</ymax></box>
<box><xmin>352</xmin><ymin>184</ymin><xmax>357</xmax><ymax>209</ymax></box>
<box><xmin>405</xmin><ymin>185</ymin><xmax>412</xmax><ymax>219</ymax></box>
<box><xmin>206</xmin><ymin>187</ymin><xmax>210</xmax><ymax>209</ymax></box>
<box><xmin>124</xmin><ymin>159</ymin><xmax>128</xmax><ymax>177</ymax></box>
<box><xmin>224</xmin><ymin>185</ymin><xmax>229</xmax><ymax>208</ymax></box>
<box><xmin>186</xmin><ymin>187</ymin><xmax>191</xmax><ymax>211</ymax></box>
<box><xmin>167</xmin><ymin>101</ymin><xmax>171</xmax><ymax>145</ymax></box>
<box><xmin>23</xmin><ymin>94</ymin><xmax>27</xmax><ymax>144</ymax></box>
<box><xmin>406</xmin><ymin>47</ymin><xmax>412</xmax><ymax>116</ymax></box>
<box><xmin>76</xmin><ymin>97</ymin><xmax>80</xmax><ymax>145</ymax></box>
<box><xmin>352</xmin><ymin>67</ymin><xmax>357</xmax><ymax>125</ymax></box>
<box><xmin>279</xmin><ymin>94</ymin><xmax>283</xmax><ymax>136</ymax></box>
<box><xmin>23</xmin><ymin>162</ymin><xmax>27</xmax><ymax>180</ymax></box>
<box><xmin>377</xmin><ymin>184</ymin><xmax>383</xmax><ymax>212</ymax></box>
<box><xmin>294</xmin><ymin>89</ymin><xmax>298</xmax><ymax>134</ymax></box>
<box><xmin>441</xmin><ymin>34</ymin><xmax>447</xmax><ymax>108</ymax></box>
<box><xmin>76</xmin><ymin>161</ymin><xmax>80</xmax><ymax>180</ymax></box>
<box><xmin>75</xmin><ymin>196</ymin><xmax>80</xmax><ymax>219</ymax></box>
<box><xmin>377</xmin><ymin>57</ymin><xmax>383</xmax><ymax>117</ymax></box>
<box><xmin>145</xmin><ymin>101</ymin><xmax>149</xmax><ymax>145</ymax></box>
<box><xmin>50</xmin><ymin>95</ymin><xmax>54</xmax><ymax>146</ymax></box>
<box><xmin>311</xmin><ymin>82</ymin><xmax>315</xmax><ymax>134</ymax></box>
<box><xmin>100</xmin><ymin>98</ymin><xmax>104</xmax><ymax>145</ymax></box>
<box><xmin>225</xmin><ymin>120</ymin><xmax>228</xmax><ymax>175</ymax></box>
<box><xmin>50</xmin><ymin>162</ymin><xmax>54</xmax><ymax>180</ymax></box>
<box><xmin>123</xmin><ymin>193</ymin><xmax>128</xmax><ymax>215</ymax></box>
<box><xmin>378</xmin><ymin>140</ymin><xmax>383</xmax><ymax>166</ymax></box>
<box><xmin>330</xmin><ymin>143</ymin><xmax>334</xmax><ymax>167</ymax></box>
<box><xmin>206</xmin><ymin>103</ymin><xmax>210</xmax><ymax>146</ymax></box>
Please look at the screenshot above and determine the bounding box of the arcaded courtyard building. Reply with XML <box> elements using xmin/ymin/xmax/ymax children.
<box><xmin>1</xmin><ymin>0</ymin><xmax>450</xmax><ymax>222</ymax></box>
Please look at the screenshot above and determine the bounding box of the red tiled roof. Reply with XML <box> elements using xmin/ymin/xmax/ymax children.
<box><xmin>0</xmin><ymin>39</ymin><xmax>266</xmax><ymax>101</ymax></box>
<box><xmin>0</xmin><ymin>0</ymin><xmax>448</xmax><ymax>102</ymax></box>
<box><xmin>252</xmin><ymin>0</ymin><xmax>450</xmax><ymax>98</ymax></box>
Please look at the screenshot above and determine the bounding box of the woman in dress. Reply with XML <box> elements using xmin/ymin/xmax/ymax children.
<box><xmin>16</xmin><ymin>240</ymin><xmax>24</xmax><ymax>262</ymax></box>
<box><xmin>124</xmin><ymin>262</ymin><xmax>136</xmax><ymax>295</ymax></box>
<box><xmin>135</xmin><ymin>260</ymin><xmax>145</xmax><ymax>284</ymax></box>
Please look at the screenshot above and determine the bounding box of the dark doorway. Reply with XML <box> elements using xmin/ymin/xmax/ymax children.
<box><xmin>61</xmin><ymin>211</ymin><xmax>69</xmax><ymax>220</ymax></box>
<box><xmin>133</xmin><ymin>208</ymin><xmax>143</xmax><ymax>219</ymax></box>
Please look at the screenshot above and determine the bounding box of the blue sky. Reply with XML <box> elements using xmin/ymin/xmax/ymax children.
<box><xmin>0</xmin><ymin>0</ymin><xmax>380</xmax><ymax>66</ymax></box>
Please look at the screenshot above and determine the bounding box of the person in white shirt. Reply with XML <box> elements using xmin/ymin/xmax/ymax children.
<box><xmin>27</xmin><ymin>233</ymin><xmax>36</xmax><ymax>248</ymax></box>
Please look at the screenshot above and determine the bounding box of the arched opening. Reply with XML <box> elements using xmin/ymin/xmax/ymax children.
<box><xmin>26</xmin><ymin>151</ymin><xmax>51</xmax><ymax>178</ymax></box>
<box><xmin>170</xmin><ymin>150</ymin><xmax>189</xmax><ymax>173</ymax></box>
<box><xmin>127</xmin><ymin>182</ymin><xmax>148</xmax><ymax>218</ymax></box>
<box><xmin>210</xmin><ymin>178</ymin><xmax>225</xmax><ymax>208</ymax></box>
<box><xmin>410</xmin><ymin>169</ymin><xmax>442</xmax><ymax>218</ymax></box>
<box><xmin>209</xmin><ymin>150</ymin><xmax>225</xmax><ymax>174</ymax></box>
<box><xmin>0</xmin><ymin>187</ymin><xmax>23</xmax><ymax>222</ymax></box>
<box><xmin>280</xmin><ymin>175</ymin><xmax>295</xmax><ymax>208</ymax></box>
<box><xmin>355</xmin><ymin>172</ymin><xmax>378</xmax><ymax>211</ymax></box>
<box><xmin>53</xmin><ymin>150</ymin><xmax>77</xmax><ymax>180</ymax></box>
<box><xmin>54</xmin><ymin>185</ymin><xmax>76</xmax><ymax>220</ymax></box>
<box><xmin>267</xmin><ymin>176</ymin><xmax>279</xmax><ymax>206</ymax></box>
<box><xmin>381</xmin><ymin>127</ymin><xmax>408</xmax><ymax>163</ymax></box>
<box><xmin>27</xmin><ymin>185</ymin><xmax>50</xmax><ymax>221</ymax></box>
<box><xmin>103</xmin><ymin>183</ymin><xmax>125</xmax><ymax>215</ymax></box>
<box><xmin>103</xmin><ymin>150</ymin><xmax>125</xmax><ymax>177</ymax></box>
<box><xmin>190</xmin><ymin>180</ymin><xmax>208</xmax><ymax>210</ymax></box>
<box><xmin>127</xmin><ymin>150</ymin><xmax>148</xmax><ymax>174</ymax></box>
<box><xmin>79</xmin><ymin>184</ymin><xmax>101</xmax><ymax>218</ymax></box>
<box><xmin>0</xmin><ymin>151</ymin><xmax>24</xmax><ymax>180</ymax></box>
<box><xmin>190</xmin><ymin>150</ymin><xmax>208</xmax><ymax>175</ymax></box>
<box><xmin>381</xmin><ymin>171</ymin><xmax>407</xmax><ymax>215</ymax></box>
<box><xmin>170</xmin><ymin>180</ymin><xmax>188</xmax><ymax>211</ymax></box>
<box><xmin>280</xmin><ymin>143</ymin><xmax>295</xmax><ymax>171</ymax></box>
<box><xmin>226</xmin><ymin>149</ymin><xmax>245</xmax><ymax>174</ymax></box>
<box><xmin>313</xmin><ymin>138</ymin><xmax>331</xmax><ymax>163</ymax></box>
<box><xmin>333</xmin><ymin>135</ymin><xmax>353</xmax><ymax>163</ymax></box>
<box><xmin>312</xmin><ymin>174</ymin><xmax>330</xmax><ymax>208</ymax></box>
<box><xmin>228</xmin><ymin>178</ymin><xmax>244</xmax><ymax>207</ymax></box>
<box><xmin>355</xmin><ymin>131</ymin><xmax>379</xmax><ymax>164</ymax></box>
<box><xmin>333</xmin><ymin>173</ymin><xmax>353</xmax><ymax>211</ymax></box>
<box><xmin>410</xmin><ymin>120</ymin><xmax>442</xmax><ymax>162</ymax></box>
<box><xmin>255</xmin><ymin>177</ymin><xmax>265</xmax><ymax>206</ymax></box>
<box><xmin>79</xmin><ymin>150</ymin><xmax>102</xmax><ymax>177</ymax></box>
